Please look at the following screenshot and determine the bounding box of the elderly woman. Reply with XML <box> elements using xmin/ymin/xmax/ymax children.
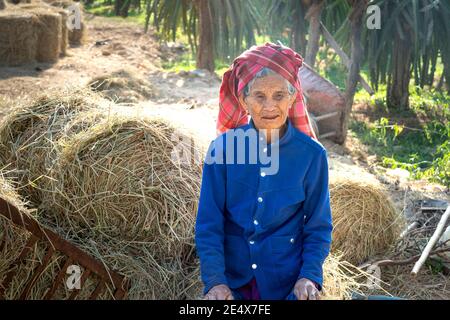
<box><xmin>195</xmin><ymin>43</ymin><xmax>332</xmax><ymax>300</ymax></box>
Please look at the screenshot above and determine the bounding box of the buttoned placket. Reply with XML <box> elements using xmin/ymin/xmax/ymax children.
<box><xmin>247</xmin><ymin>119</ymin><xmax>292</xmax><ymax>276</ymax></box>
<box><xmin>248</xmin><ymin>130</ymin><xmax>268</xmax><ymax>274</ymax></box>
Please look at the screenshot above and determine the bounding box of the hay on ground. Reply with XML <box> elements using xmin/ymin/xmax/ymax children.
<box><xmin>88</xmin><ymin>69</ymin><xmax>157</xmax><ymax>103</ymax></box>
<box><xmin>0</xmin><ymin>10</ymin><xmax>38</xmax><ymax>66</ymax></box>
<box><xmin>363</xmin><ymin>264</ymin><xmax>450</xmax><ymax>300</ymax></box>
<box><xmin>320</xmin><ymin>254</ymin><xmax>381</xmax><ymax>300</ymax></box>
<box><xmin>329</xmin><ymin>176</ymin><xmax>404</xmax><ymax>265</ymax></box>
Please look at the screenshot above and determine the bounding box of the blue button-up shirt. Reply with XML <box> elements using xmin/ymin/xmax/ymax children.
<box><xmin>195</xmin><ymin>117</ymin><xmax>333</xmax><ymax>300</ymax></box>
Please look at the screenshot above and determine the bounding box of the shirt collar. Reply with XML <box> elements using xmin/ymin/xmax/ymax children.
<box><xmin>248</xmin><ymin>117</ymin><xmax>293</xmax><ymax>147</ymax></box>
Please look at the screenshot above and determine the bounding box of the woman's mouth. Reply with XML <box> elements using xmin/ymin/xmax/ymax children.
<box><xmin>261</xmin><ymin>115</ymin><xmax>279</xmax><ymax>120</ymax></box>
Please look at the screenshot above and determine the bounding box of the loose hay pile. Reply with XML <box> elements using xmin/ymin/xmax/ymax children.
<box><xmin>321</xmin><ymin>254</ymin><xmax>375</xmax><ymax>300</ymax></box>
<box><xmin>88</xmin><ymin>69</ymin><xmax>157</xmax><ymax>103</ymax></box>
<box><xmin>0</xmin><ymin>90</ymin><xmax>111</xmax><ymax>205</ymax></box>
<box><xmin>330</xmin><ymin>176</ymin><xmax>404</xmax><ymax>265</ymax></box>
<box><xmin>40</xmin><ymin>116</ymin><xmax>202</xmax><ymax>299</ymax></box>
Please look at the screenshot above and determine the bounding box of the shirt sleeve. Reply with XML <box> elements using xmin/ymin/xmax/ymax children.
<box><xmin>298</xmin><ymin>148</ymin><xmax>333</xmax><ymax>290</ymax></box>
<box><xmin>195</xmin><ymin>140</ymin><xmax>229</xmax><ymax>295</ymax></box>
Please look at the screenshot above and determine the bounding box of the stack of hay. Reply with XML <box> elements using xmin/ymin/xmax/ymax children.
<box><xmin>0</xmin><ymin>0</ymin><xmax>86</xmax><ymax>66</ymax></box>
<box><xmin>329</xmin><ymin>175</ymin><xmax>404</xmax><ymax>265</ymax></box>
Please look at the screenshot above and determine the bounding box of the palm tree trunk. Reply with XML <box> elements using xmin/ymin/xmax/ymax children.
<box><xmin>291</xmin><ymin>1</ymin><xmax>307</xmax><ymax>55</ymax></box>
<box><xmin>305</xmin><ymin>0</ymin><xmax>324</xmax><ymax>67</ymax></box>
<box><xmin>387</xmin><ymin>29</ymin><xmax>412</xmax><ymax>110</ymax></box>
<box><xmin>339</xmin><ymin>0</ymin><xmax>368</xmax><ymax>144</ymax></box>
<box><xmin>114</xmin><ymin>0</ymin><xmax>131</xmax><ymax>17</ymax></box>
<box><xmin>114</xmin><ymin>0</ymin><xmax>123</xmax><ymax>16</ymax></box>
<box><xmin>195</xmin><ymin>0</ymin><xmax>215</xmax><ymax>72</ymax></box>
<box><xmin>441</xmin><ymin>42</ymin><xmax>450</xmax><ymax>94</ymax></box>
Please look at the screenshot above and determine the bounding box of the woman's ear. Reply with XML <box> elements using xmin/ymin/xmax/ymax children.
<box><xmin>238</xmin><ymin>93</ymin><xmax>249</xmax><ymax>114</ymax></box>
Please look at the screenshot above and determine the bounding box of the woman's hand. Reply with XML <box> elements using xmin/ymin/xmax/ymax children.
<box><xmin>293</xmin><ymin>278</ymin><xmax>320</xmax><ymax>300</ymax></box>
<box><xmin>204</xmin><ymin>284</ymin><xmax>235</xmax><ymax>300</ymax></box>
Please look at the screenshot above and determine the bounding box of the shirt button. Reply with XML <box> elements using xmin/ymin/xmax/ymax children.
<box><xmin>257</xmin><ymin>197</ymin><xmax>263</xmax><ymax>203</ymax></box>
<box><xmin>249</xmin><ymin>240</ymin><xmax>255</xmax><ymax>245</ymax></box>
<box><xmin>263</xmin><ymin>147</ymin><xmax>267</xmax><ymax>153</ymax></box>
<box><xmin>253</xmin><ymin>219</ymin><xmax>259</xmax><ymax>225</ymax></box>
<box><xmin>290</xmin><ymin>238</ymin><xmax>295</xmax><ymax>243</ymax></box>
<box><xmin>252</xmin><ymin>264</ymin><xmax>257</xmax><ymax>269</ymax></box>
<box><xmin>260</xmin><ymin>172</ymin><xmax>266</xmax><ymax>177</ymax></box>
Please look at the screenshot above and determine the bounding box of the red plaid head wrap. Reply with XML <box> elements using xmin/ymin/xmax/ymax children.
<box><xmin>217</xmin><ymin>42</ymin><xmax>317</xmax><ymax>140</ymax></box>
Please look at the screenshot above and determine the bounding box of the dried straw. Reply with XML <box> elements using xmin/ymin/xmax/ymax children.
<box><xmin>0</xmin><ymin>171</ymin><xmax>38</xmax><ymax>298</ymax></box>
<box><xmin>18</xmin><ymin>3</ymin><xmax>69</xmax><ymax>56</ymax></box>
<box><xmin>365</xmin><ymin>264</ymin><xmax>450</xmax><ymax>300</ymax></box>
<box><xmin>35</xmin><ymin>114</ymin><xmax>201</xmax><ymax>299</ymax></box>
<box><xmin>33</xmin><ymin>8</ymin><xmax>62</xmax><ymax>62</ymax></box>
<box><xmin>0</xmin><ymin>176</ymin><xmax>112</xmax><ymax>299</ymax></box>
<box><xmin>320</xmin><ymin>253</ymin><xmax>383</xmax><ymax>300</ymax></box>
<box><xmin>0</xmin><ymin>10</ymin><xmax>38</xmax><ymax>66</ymax></box>
<box><xmin>330</xmin><ymin>176</ymin><xmax>404</xmax><ymax>265</ymax></box>
<box><xmin>0</xmin><ymin>90</ymin><xmax>110</xmax><ymax>205</ymax></box>
<box><xmin>88</xmin><ymin>69</ymin><xmax>157</xmax><ymax>103</ymax></box>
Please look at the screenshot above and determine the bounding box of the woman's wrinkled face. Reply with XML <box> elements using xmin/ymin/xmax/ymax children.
<box><xmin>239</xmin><ymin>73</ymin><xmax>296</xmax><ymax>131</ymax></box>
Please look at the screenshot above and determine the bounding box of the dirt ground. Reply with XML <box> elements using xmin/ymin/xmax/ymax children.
<box><xmin>0</xmin><ymin>15</ymin><xmax>449</xmax><ymax>299</ymax></box>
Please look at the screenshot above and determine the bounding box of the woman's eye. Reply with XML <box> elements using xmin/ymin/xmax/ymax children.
<box><xmin>274</xmin><ymin>94</ymin><xmax>284</xmax><ymax>100</ymax></box>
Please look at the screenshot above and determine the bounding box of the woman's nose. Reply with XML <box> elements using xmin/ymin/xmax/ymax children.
<box><xmin>262</xmin><ymin>99</ymin><xmax>277</xmax><ymax>110</ymax></box>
